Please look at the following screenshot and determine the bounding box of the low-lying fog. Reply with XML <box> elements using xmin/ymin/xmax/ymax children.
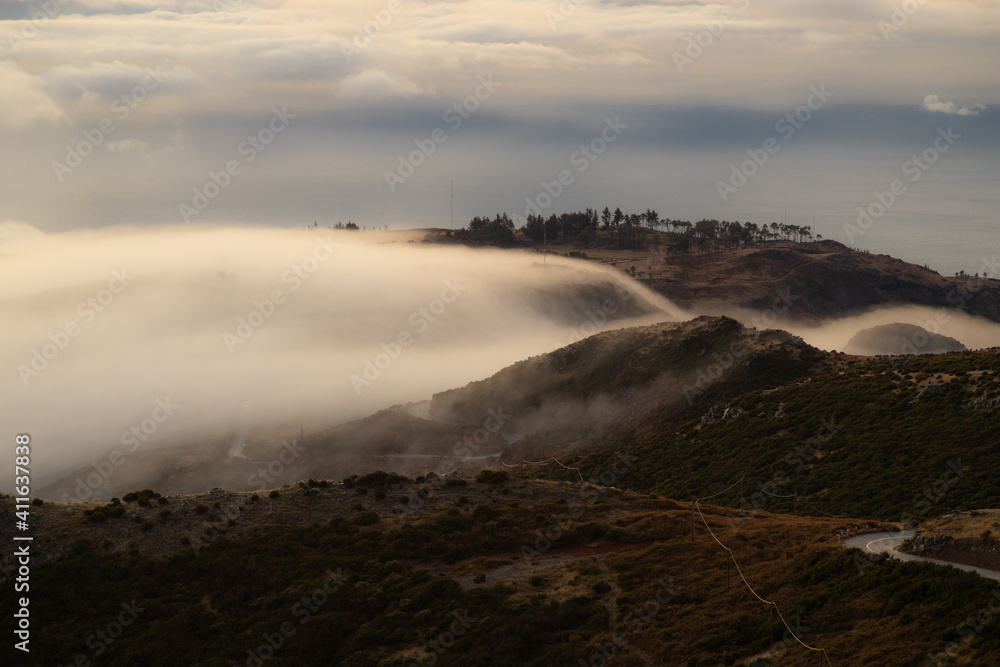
<box><xmin>777</xmin><ymin>307</ymin><xmax>1000</xmax><ymax>356</ymax></box>
<box><xmin>3</xmin><ymin>223</ymin><xmax>998</xmax><ymax>493</ymax></box>
<box><xmin>0</xmin><ymin>224</ymin><xmax>678</xmax><ymax>490</ymax></box>
<box><xmin>706</xmin><ymin>302</ymin><xmax>1000</xmax><ymax>356</ymax></box>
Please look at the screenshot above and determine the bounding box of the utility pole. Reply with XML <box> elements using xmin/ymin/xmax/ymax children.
<box><xmin>543</xmin><ymin>220</ymin><xmax>547</xmax><ymax>266</ymax></box>
<box><xmin>450</xmin><ymin>180</ymin><xmax>454</xmax><ymax>230</ymax></box>
<box><xmin>691</xmin><ymin>499</ymin><xmax>696</xmax><ymax>541</ymax></box>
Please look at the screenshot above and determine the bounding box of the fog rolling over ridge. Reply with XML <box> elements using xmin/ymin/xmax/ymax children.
<box><xmin>0</xmin><ymin>224</ymin><xmax>676</xmax><ymax>491</ymax></box>
<box><xmin>780</xmin><ymin>305</ymin><xmax>1000</xmax><ymax>356</ymax></box>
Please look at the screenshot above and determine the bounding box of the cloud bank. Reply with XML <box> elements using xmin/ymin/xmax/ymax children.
<box><xmin>0</xmin><ymin>224</ymin><xmax>674</xmax><ymax>490</ymax></box>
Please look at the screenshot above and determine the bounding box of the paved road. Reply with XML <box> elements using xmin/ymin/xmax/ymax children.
<box><xmin>844</xmin><ymin>530</ymin><xmax>1000</xmax><ymax>582</ymax></box>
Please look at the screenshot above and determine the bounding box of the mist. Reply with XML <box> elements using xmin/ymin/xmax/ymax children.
<box><xmin>0</xmin><ymin>223</ymin><xmax>678</xmax><ymax>491</ymax></box>
<box><xmin>777</xmin><ymin>306</ymin><xmax>1000</xmax><ymax>355</ymax></box>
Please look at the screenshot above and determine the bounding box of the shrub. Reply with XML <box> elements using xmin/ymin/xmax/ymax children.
<box><xmin>605</xmin><ymin>526</ymin><xmax>627</xmax><ymax>542</ymax></box>
<box><xmin>269</xmin><ymin>490</ymin><xmax>280</xmax><ymax>499</ymax></box>
<box><xmin>330</xmin><ymin>517</ymin><xmax>359</xmax><ymax>535</ymax></box>
<box><xmin>195</xmin><ymin>504</ymin><xmax>209</xmax><ymax>515</ymax></box>
<box><xmin>592</xmin><ymin>580</ymin><xmax>611</xmax><ymax>595</ymax></box>
<box><xmin>354</xmin><ymin>512</ymin><xmax>381</xmax><ymax>526</ymax></box>
<box><xmin>476</xmin><ymin>470</ymin><xmax>510</xmax><ymax>485</ymax></box>
<box><xmin>575</xmin><ymin>522</ymin><xmax>608</xmax><ymax>542</ymax></box>
<box><xmin>473</xmin><ymin>505</ymin><xmax>500</xmax><ymax>522</ymax></box>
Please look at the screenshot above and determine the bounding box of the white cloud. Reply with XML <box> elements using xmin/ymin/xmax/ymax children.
<box><xmin>334</xmin><ymin>69</ymin><xmax>426</xmax><ymax>100</ymax></box>
<box><xmin>921</xmin><ymin>94</ymin><xmax>987</xmax><ymax>117</ymax></box>
<box><xmin>0</xmin><ymin>221</ymin><xmax>45</xmax><ymax>245</ymax></box>
<box><xmin>0</xmin><ymin>62</ymin><xmax>65</xmax><ymax>128</ymax></box>
<box><xmin>107</xmin><ymin>138</ymin><xmax>149</xmax><ymax>153</ymax></box>
<box><xmin>40</xmin><ymin>61</ymin><xmax>204</xmax><ymax>101</ymax></box>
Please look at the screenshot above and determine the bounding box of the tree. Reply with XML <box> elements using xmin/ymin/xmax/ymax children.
<box><xmin>644</xmin><ymin>209</ymin><xmax>660</xmax><ymax>229</ymax></box>
<box><xmin>522</xmin><ymin>214</ymin><xmax>545</xmax><ymax>242</ymax></box>
<box><xmin>601</xmin><ymin>207</ymin><xmax>612</xmax><ymax>229</ymax></box>
<box><xmin>544</xmin><ymin>214</ymin><xmax>559</xmax><ymax>242</ymax></box>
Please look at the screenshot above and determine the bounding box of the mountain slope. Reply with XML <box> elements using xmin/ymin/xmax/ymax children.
<box><xmin>6</xmin><ymin>479</ymin><xmax>1000</xmax><ymax>666</ymax></box>
<box><xmin>426</xmin><ymin>316</ymin><xmax>829</xmax><ymax>458</ymax></box>
<box><xmin>628</xmin><ymin>239</ymin><xmax>999</xmax><ymax>324</ymax></box>
<box><xmin>533</xmin><ymin>348</ymin><xmax>1000</xmax><ymax>521</ymax></box>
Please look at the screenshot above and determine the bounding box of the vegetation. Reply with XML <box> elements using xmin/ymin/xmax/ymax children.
<box><xmin>453</xmin><ymin>207</ymin><xmax>814</xmax><ymax>252</ymax></box>
<box><xmin>529</xmin><ymin>349</ymin><xmax>1000</xmax><ymax>521</ymax></box>
<box><xmin>10</xmin><ymin>488</ymin><xmax>1000</xmax><ymax>665</ymax></box>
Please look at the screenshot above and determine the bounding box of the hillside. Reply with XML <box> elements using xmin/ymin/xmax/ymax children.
<box><xmin>530</xmin><ymin>346</ymin><xmax>1000</xmax><ymax>521</ymax></box>
<box><xmin>426</xmin><ymin>316</ymin><xmax>829</xmax><ymax>458</ymax></box>
<box><xmin>844</xmin><ymin>323</ymin><xmax>967</xmax><ymax>356</ymax></box>
<box><xmin>643</xmin><ymin>240</ymin><xmax>1000</xmax><ymax>324</ymax></box>
<box><xmin>430</xmin><ymin>226</ymin><xmax>1000</xmax><ymax>324</ymax></box>
<box><xmin>5</xmin><ymin>476</ymin><xmax>1000</xmax><ymax>666</ymax></box>
<box><xmin>11</xmin><ymin>316</ymin><xmax>1000</xmax><ymax>666</ymax></box>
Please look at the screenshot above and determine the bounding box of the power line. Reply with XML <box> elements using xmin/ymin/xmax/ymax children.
<box><xmin>694</xmin><ymin>486</ymin><xmax>834</xmax><ymax>666</ymax></box>
<box><xmin>500</xmin><ymin>457</ymin><xmax>585</xmax><ymax>483</ymax></box>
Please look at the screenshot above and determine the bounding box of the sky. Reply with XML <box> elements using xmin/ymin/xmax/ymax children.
<box><xmin>1</xmin><ymin>0</ymin><xmax>998</xmax><ymax>273</ymax></box>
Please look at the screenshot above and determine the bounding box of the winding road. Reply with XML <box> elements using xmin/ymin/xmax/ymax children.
<box><xmin>844</xmin><ymin>530</ymin><xmax>1000</xmax><ymax>582</ymax></box>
